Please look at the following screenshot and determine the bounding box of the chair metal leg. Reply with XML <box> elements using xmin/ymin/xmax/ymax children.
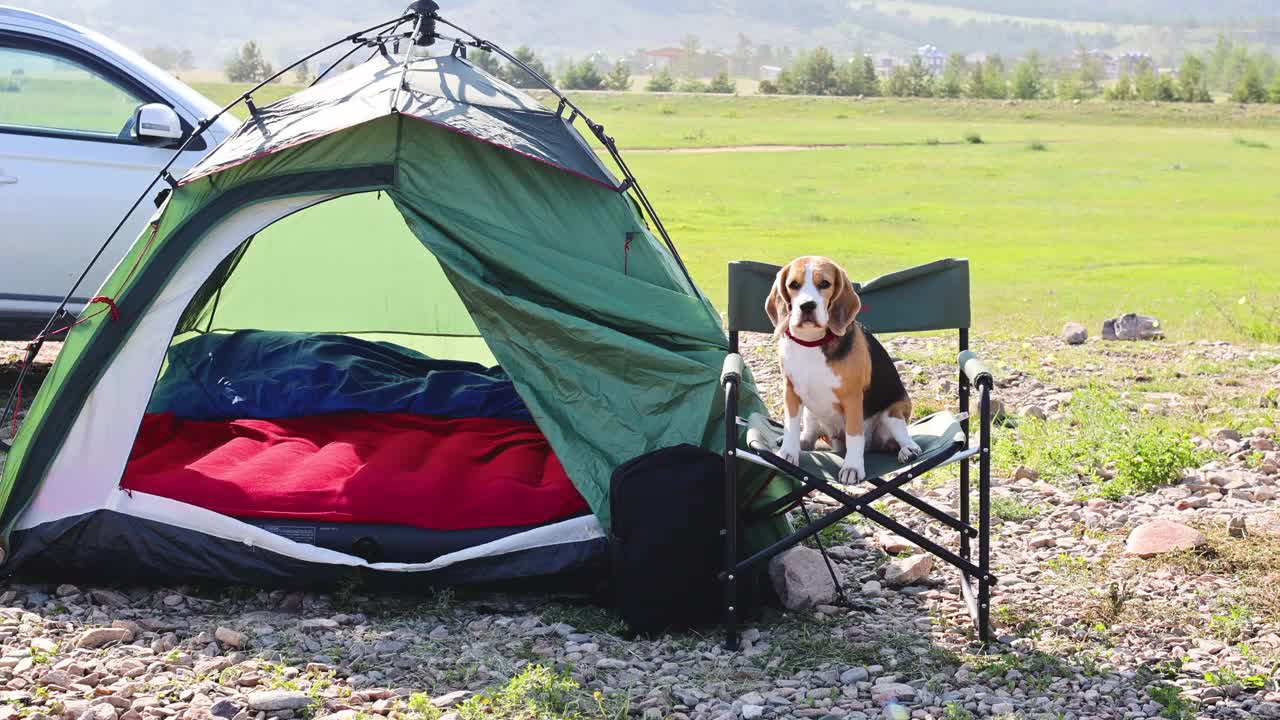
<box><xmin>722</xmin><ymin>374</ymin><xmax>739</xmax><ymax>651</ymax></box>
<box><xmin>977</xmin><ymin>379</ymin><xmax>993</xmax><ymax>645</ymax></box>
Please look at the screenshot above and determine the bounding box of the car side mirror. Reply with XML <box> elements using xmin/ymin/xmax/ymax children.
<box><xmin>133</xmin><ymin>103</ymin><xmax>184</xmax><ymax>144</ymax></box>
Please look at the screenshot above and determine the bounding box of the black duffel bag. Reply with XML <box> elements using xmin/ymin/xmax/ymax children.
<box><xmin>609</xmin><ymin>444</ymin><xmax>754</xmax><ymax>635</ymax></box>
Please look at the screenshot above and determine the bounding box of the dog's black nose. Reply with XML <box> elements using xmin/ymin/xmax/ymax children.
<box><xmin>799</xmin><ymin>301</ymin><xmax>817</xmax><ymax>313</ymax></box>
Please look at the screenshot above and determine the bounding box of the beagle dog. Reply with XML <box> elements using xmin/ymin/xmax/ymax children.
<box><xmin>765</xmin><ymin>256</ymin><xmax>921</xmax><ymax>483</ymax></box>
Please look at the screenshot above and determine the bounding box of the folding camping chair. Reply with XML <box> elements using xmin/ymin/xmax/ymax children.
<box><xmin>718</xmin><ymin>258</ymin><xmax>998</xmax><ymax>647</ymax></box>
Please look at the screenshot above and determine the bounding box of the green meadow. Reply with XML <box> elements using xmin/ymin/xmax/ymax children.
<box><xmin>193</xmin><ymin>84</ymin><xmax>1280</xmax><ymax>341</ymax></box>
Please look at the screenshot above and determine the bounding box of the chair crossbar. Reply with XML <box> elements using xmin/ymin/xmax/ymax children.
<box><xmin>737</xmin><ymin>445</ymin><xmax>982</xmax><ymax>537</ymax></box>
<box><xmin>729</xmin><ymin>444</ymin><xmax>988</xmax><ymax>580</ymax></box>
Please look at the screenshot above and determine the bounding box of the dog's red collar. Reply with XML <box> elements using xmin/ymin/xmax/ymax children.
<box><xmin>784</xmin><ymin>328</ymin><xmax>839</xmax><ymax>347</ymax></box>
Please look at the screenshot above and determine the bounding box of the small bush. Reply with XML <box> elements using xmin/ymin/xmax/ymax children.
<box><xmin>925</xmin><ymin>137</ymin><xmax>941</xmax><ymax>145</ymax></box>
<box><xmin>991</xmin><ymin>496</ymin><xmax>1042</xmax><ymax>522</ymax></box>
<box><xmin>1028</xmin><ymin>140</ymin><xmax>1048</xmax><ymax>151</ymax></box>
<box><xmin>1147</xmin><ymin>684</ymin><xmax>1194</xmax><ymax>720</ymax></box>
<box><xmin>677</xmin><ymin>77</ymin><xmax>708</xmax><ymax>93</ymax></box>
<box><xmin>707</xmin><ymin>71</ymin><xmax>735</xmax><ymax>94</ymax></box>
<box><xmin>1234</xmin><ymin>136</ymin><xmax>1270</xmax><ymax>149</ymax></box>
<box><xmin>998</xmin><ymin>386</ymin><xmax>1208</xmax><ymax>500</ymax></box>
<box><xmin>645</xmin><ymin>67</ymin><xmax>675</xmax><ymax>92</ymax></box>
<box><xmin>758</xmin><ymin>79</ymin><xmax>780</xmax><ymax>94</ymax></box>
<box><xmin>964</xmin><ymin>132</ymin><xmax>984</xmax><ymax>144</ymax></box>
<box><xmin>1212</xmin><ymin>292</ymin><xmax>1280</xmax><ymax>343</ymax></box>
<box><xmin>1099</xmin><ymin>428</ymin><xmax>1204</xmax><ymax>499</ymax></box>
<box><xmin>457</xmin><ymin>665</ymin><xmax>579</xmax><ymax>720</ymax></box>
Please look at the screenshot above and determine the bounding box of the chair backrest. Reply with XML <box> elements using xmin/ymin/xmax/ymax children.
<box><xmin>727</xmin><ymin>258</ymin><xmax>971</xmax><ymax>335</ymax></box>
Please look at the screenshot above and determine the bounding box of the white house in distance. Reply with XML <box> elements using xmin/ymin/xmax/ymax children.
<box><xmin>917</xmin><ymin>44</ymin><xmax>945</xmax><ymax>75</ymax></box>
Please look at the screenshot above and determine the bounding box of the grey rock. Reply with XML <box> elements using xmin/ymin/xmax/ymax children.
<box><xmin>883</xmin><ymin>555</ymin><xmax>932</xmax><ymax>587</ymax></box>
<box><xmin>1111</xmin><ymin>313</ymin><xmax>1164</xmax><ymax>341</ymax></box>
<box><xmin>247</xmin><ymin>691</ymin><xmax>311</xmax><ymax>712</ymax></box>
<box><xmin>430</xmin><ymin>691</ymin><xmax>471</xmax><ymax>708</ymax></box>
<box><xmin>75</xmin><ymin>627</ymin><xmax>133</xmax><ymax>649</ymax></box>
<box><xmin>210</xmin><ymin>700</ymin><xmax>241</xmax><ymax>719</ymax></box>
<box><xmin>1062</xmin><ymin>322</ymin><xmax>1087</xmax><ymax>345</ymax></box>
<box><xmin>1124</xmin><ymin>520</ymin><xmax>1207</xmax><ymax>558</ymax></box>
<box><xmin>840</xmin><ymin>667</ymin><xmax>869</xmax><ymax>684</ymax></box>
<box><xmin>741</xmin><ymin>705</ymin><xmax>765</xmax><ymax>719</ymax></box>
<box><xmin>768</xmin><ymin>546</ymin><xmax>837</xmax><ymax>610</ymax></box>
<box><xmin>215</xmin><ymin>627</ymin><xmax>247</xmax><ymax>649</ymax></box>
<box><xmin>869</xmin><ymin>683</ymin><xmax>915</xmax><ymax>703</ymax></box>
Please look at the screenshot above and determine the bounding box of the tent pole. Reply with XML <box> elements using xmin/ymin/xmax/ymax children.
<box><xmin>433</xmin><ymin>16</ymin><xmax>698</xmax><ymax>291</ymax></box>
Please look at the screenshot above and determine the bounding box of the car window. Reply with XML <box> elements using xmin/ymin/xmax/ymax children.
<box><xmin>0</xmin><ymin>45</ymin><xmax>144</xmax><ymax>137</ymax></box>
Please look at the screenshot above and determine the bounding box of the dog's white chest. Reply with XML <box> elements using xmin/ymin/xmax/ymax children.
<box><xmin>780</xmin><ymin>341</ymin><xmax>842</xmax><ymax>421</ymax></box>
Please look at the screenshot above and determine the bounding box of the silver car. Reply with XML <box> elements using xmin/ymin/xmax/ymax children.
<box><xmin>0</xmin><ymin>6</ymin><xmax>239</xmax><ymax>338</ymax></box>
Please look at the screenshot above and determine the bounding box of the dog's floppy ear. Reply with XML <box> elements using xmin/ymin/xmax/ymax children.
<box><xmin>827</xmin><ymin>264</ymin><xmax>861</xmax><ymax>336</ymax></box>
<box><xmin>764</xmin><ymin>265</ymin><xmax>790</xmax><ymax>331</ymax></box>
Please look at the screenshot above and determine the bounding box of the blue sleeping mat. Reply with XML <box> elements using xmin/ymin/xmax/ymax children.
<box><xmin>148</xmin><ymin>330</ymin><xmax>531</xmax><ymax>422</ymax></box>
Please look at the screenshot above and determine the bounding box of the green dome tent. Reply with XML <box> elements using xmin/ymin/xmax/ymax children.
<box><xmin>0</xmin><ymin>31</ymin><xmax>786</xmax><ymax>584</ymax></box>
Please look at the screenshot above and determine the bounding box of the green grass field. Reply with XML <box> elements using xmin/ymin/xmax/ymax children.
<box><xmin>191</xmin><ymin>84</ymin><xmax>1280</xmax><ymax>341</ymax></box>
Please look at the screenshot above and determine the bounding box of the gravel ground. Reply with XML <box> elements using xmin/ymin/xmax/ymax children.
<box><xmin>1</xmin><ymin>334</ymin><xmax>1279</xmax><ymax>720</ymax></box>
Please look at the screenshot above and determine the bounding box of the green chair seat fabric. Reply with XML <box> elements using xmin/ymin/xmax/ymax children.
<box><xmin>744</xmin><ymin>411</ymin><xmax>965</xmax><ymax>482</ymax></box>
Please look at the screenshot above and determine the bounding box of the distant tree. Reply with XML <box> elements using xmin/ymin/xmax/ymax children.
<box><xmin>885</xmin><ymin>65</ymin><xmax>912</xmax><ymax>97</ymax></box>
<box><xmin>939</xmin><ymin>53</ymin><xmax>966</xmax><ymax>98</ymax></box>
<box><xmin>707</xmin><ymin>70</ymin><xmax>735</xmax><ymax>94</ymax></box>
<box><xmin>1077</xmin><ymin>50</ymin><xmax>1102</xmax><ymax>99</ymax></box>
<box><xmin>803</xmin><ymin>48</ymin><xmax>839</xmax><ymax>95</ymax></box>
<box><xmin>646</xmin><ymin>66</ymin><xmax>675</xmax><ymax>92</ymax></box>
<box><xmin>1224</xmin><ymin>46</ymin><xmax>1253</xmax><ymax>97</ymax></box>
<box><xmin>1271</xmin><ymin>72</ymin><xmax>1280</xmax><ymax>103</ymax></box>
<box><xmin>984</xmin><ymin>54</ymin><xmax>1009</xmax><ymax>98</ymax></box>
<box><xmin>838</xmin><ymin>57</ymin><xmax>869</xmax><ymax>96</ymax></box>
<box><xmin>1231</xmin><ymin>60</ymin><xmax>1268</xmax><ymax>103</ymax></box>
<box><xmin>1156</xmin><ymin>74</ymin><xmax>1178</xmax><ymax>101</ymax></box>
<box><xmin>755</xmin><ymin>43</ymin><xmax>776</xmax><ymax>76</ymax></box>
<box><xmin>1055</xmin><ymin>74</ymin><xmax>1082</xmax><ymax>101</ymax></box>
<box><xmin>677</xmin><ymin>76</ymin><xmax>708</xmax><ymax>93</ymax></box>
<box><xmin>1178</xmin><ymin>55</ymin><xmax>1212</xmax><ymax>103</ymax></box>
<box><xmin>965</xmin><ymin>61</ymin><xmax>988</xmax><ymax>99</ymax></box>
<box><xmin>1104</xmin><ymin>74</ymin><xmax>1134</xmax><ymax>101</ymax></box>
<box><xmin>294</xmin><ymin>61</ymin><xmax>310</xmax><ymax>84</ymax></box>
<box><xmin>885</xmin><ymin>57</ymin><xmax>933</xmax><ymax>98</ymax></box>
<box><xmin>758</xmin><ymin>78</ymin><xmax>779</xmax><ymax>94</ymax></box>
<box><xmin>680</xmin><ymin>34</ymin><xmax>700</xmax><ymax>76</ymax></box>
<box><xmin>1134</xmin><ymin>59</ymin><xmax>1160</xmax><ymax>101</ymax></box>
<box><xmin>1011</xmin><ymin>51</ymin><xmax>1044</xmax><ymax>100</ymax></box>
<box><xmin>503</xmin><ymin>46</ymin><xmax>550</xmax><ymax>89</ymax></box>
<box><xmin>143</xmin><ymin>46</ymin><xmax>194</xmax><ymax>72</ymax></box>
<box><xmin>733</xmin><ymin>33</ymin><xmax>754</xmax><ymax>77</ymax></box>
<box><xmin>861</xmin><ymin>55</ymin><xmax>880</xmax><ymax>96</ymax></box>
<box><xmin>225</xmin><ymin>41</ymin><xmax>274</xmax><ymax>83</ymax></box>
<box><xmin>1209</xmin><ymin>33</ymin><xmax>1234</xmax><ymax>91</ymax></box>
<box><xmin>906</xmin><ymin>55</ymin><xmax>934</xmax><ymax>97</ymax></box>
<box><xmin>560</xmin><ymin>59</ymin><xmax>605</xmax><ymax>91</ymax></box>
<box><xmin>472</xmin><ymin>50</ymin><xmax>502</xmax><ymax>76</ymax></box>
<box><xmin>605</xmin><ymin>62</ymin><xmax>632</xmax><ymax>91</ymax></box>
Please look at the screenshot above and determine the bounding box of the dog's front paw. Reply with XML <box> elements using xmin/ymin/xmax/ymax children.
<box><xmin>778</xmin><ymin>435</ymin><xmax>802</xmax><ymax>466</ymax></box>
<box><xmin>898</xmin><ymin>439</ymin><xmax>923</xmax><ymax>463</ymax></box>
<box><xmin>838</xmin><ymin>455</ymin><xmax>866</xmax><ymax>484</ymax></box>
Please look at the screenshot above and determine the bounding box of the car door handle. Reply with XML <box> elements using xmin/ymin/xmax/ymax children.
<box><xmin>0</xmin><ymin>175</ymin><xmax>17</xmax><ymax>185</ymax></box>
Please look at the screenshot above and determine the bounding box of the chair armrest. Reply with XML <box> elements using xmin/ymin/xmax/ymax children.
<box><xmin>722</xmin><ymin>353</ymin><xmax>744</xmax><ymax>385</ymax></box>
<box><xmin>958</xmin><ymin>350</ymin><xmax>994</xmax><ymax>389</ymax></box>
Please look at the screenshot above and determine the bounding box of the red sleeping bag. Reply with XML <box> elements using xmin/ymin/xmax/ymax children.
<box><xmin>121</xmin><ymin>412</ymin><xmax>588</xmax><ymax>531</ymax></box>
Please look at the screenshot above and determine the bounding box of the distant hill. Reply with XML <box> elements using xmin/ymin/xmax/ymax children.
<box><xmin>16</xmin><ymin>0</ymin><xmax>1279</xmax><ymax>72</ymax></box>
